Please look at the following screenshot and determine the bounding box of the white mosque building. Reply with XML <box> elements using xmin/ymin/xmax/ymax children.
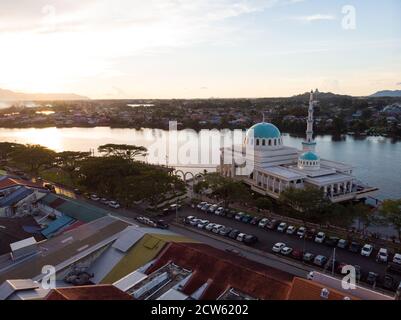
<box><xmin>218</xmin><ymin>89</ymin><xmax>378</xmax><ymax>203</ymax></box>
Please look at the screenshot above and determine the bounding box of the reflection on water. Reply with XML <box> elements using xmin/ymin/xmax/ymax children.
<box><xmin>0</xmin><ymin>127</ymin><xmax>399</xmax><ymax>200</ymax></box>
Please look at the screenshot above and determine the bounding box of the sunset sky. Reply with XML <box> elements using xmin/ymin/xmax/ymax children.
<box><xmin>0</xmin><ymin>0</ymin><xmax>400</xmax><ymax>99</ymax></box>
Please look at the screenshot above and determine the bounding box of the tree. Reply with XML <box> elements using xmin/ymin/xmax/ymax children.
<box><xmin>10</xmin><ymin>144</ymin><xmax>56</xmax><ymax>174</ymax></box>
<box><xmin>56</xmin><ymin>151</ymin><xmax>91</xmax><ymax>180</ymax></box>
<box><xmin>255</xmin><ymin>197</ymin><xmax>272</xmax><ymax>211</ymax></box>
<box><xmin>98</xmin><ymin>144</ymin><xmax>147</xmax><ymax>161</ymax></box>
<box><xmin>0</xmin><ymin>142</ymin><xmax>24</xmax><ymax>160</ymax></box>
<box><xmin>279</xmin><ymin>187</ymin><xmax>331</xmax><ymax>223</ymax></box>
<box><xmin>202</xmin><ymin>173</ymin><xmax>251</xmax><ymax>207</ymax></box>
<box><xmin>379</xmin><ymin>199</ymin><xmax>401</xmax><ymax>241</ymax></box>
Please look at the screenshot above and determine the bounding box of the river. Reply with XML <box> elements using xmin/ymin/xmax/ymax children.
<box><xmin>0</xmin><ymin>126</ymin><xmax>399</xmax><ymax>201</ymax></box>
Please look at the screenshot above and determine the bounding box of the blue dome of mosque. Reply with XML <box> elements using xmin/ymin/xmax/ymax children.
<box><xmin>299</xmin><ymin>151</ymin><xmax>319</xmax><ymax>161</ymax></box>
<box><xmin>246</xmin><ymin>122</ymin><xmax>281</xmax><ymax>139</ymax></box>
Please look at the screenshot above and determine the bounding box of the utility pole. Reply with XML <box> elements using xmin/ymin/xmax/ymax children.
<box><xmin>332</xmin><ymin>248</ymin><xmax>336</xmax><ymax>275</ymax></box>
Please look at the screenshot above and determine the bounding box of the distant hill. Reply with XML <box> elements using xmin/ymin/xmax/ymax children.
<box><xmin>370</xmin><ymin>90</ymin><xmax>401</xmax><ymax>97</ymax></box>
<box><xmin>291</xmin><ymin>91</ymin><xmax>352</xmax><ymax>101</ymax></box>
<box><xmin>0</xmin><ymin>88</ymin><xmax>89</xmax><ymax>101</ymax></box>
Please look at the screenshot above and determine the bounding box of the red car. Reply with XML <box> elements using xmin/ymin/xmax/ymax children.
<box><xmin>291</xmin><ymin>249</ymin><xmax>303</xmax><ymax>260</ymax></box>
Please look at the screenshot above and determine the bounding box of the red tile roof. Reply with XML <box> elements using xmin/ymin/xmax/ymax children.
<box><xmin>146</xmin><ymin>243</ymin><xmax>294</xmax><ymax>300</ymax></box>
<box><xmin>45</xmin><ymin>284</ymin><xmax>134</xmax><ymax>300</ymax></box>
<box><xmin>0</xmin><ymin>177</ymin><xmax>46</xmax><ymax>191</ymax></box>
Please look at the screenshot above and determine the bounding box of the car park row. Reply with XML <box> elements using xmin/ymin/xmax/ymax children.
<box><xmin>192</xmin><ymin>201</ymin><xmax>401</xmax><ymax>291</ymax></box>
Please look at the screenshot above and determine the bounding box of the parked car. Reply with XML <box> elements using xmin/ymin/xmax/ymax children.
<box><xmin>219</xmin><ymin>226</ymin><xmax>233</xmax><ymax>236</ymax></box>
<box><xmin>185</xmin><ymin>216</ymin><xmax>195</xmax><ymax>224</ymax></box>
<box><xmin>90</xmin><ymin>194</ymin><xmax>100</xmax><ymax>201</ymax></box>
<box><xmin>272</xmin><ymin>242</ymin><xmax>286</xmax><ymax>253</ymax></box>
<box><xmin>236</xmin><ymin>233</ymin><xmax>247</xmax><ymax>242</ymax></box>
<box><xmin>250</xmin><ymin>216</ymin><xmax>262</xmax><ymax>225</ymax></box>
<box><xmin>266</xmin><ymin>219</ymin><xmax>279</xmax><ymax>230</ymax></box>
<box><xmin>349</xmin><ymin>241</ymin><xmax>361</xmax><ymax>253</ymax></box>
<box><xmin>296</xmin><ymin>226</ymin><xmax>306</xmax><ymax>238</ymax></box>
<box><xmin>376</xmin><ymin>248</ymin><xmax>388</xmax><ymax>263</ymax></box>
<box><xmin>325</xmin><ymin>236</ymin><xmax>339</xmax><ymax>247</ymax></box>
<box><xmin>100</xmin><ymin>198</ymin><xmax>109</xmax><ymax>205</ymax></box>
<box><xmin>155</xmin><ymin>220</ymin><xmax>169</xmax><ymax>229</ymax></box>
<box><xmin>326</xmin><ymin>259</ymin><xmax>339</xmax><ymax>271</ymax></box>
<box><xmin>201</xmin><ymin>203</ymin><xmax>211</xmax><ymax>212</ymax></box>
<box><xmin>169</xmin><ymin>203</ymin><xmax>182</xmax><ymax>212</ymax></box>
<box><xmin>303</xmin><ymin>252</ymin><xmax>315</xmax><ymax>263</ymax></box>
<box><xmin>277</xmin><ymin>222</ymin><xmax>287</xmax><ymax>233</ymax></box>
<box><xmin>336</xmin><ymin>262</ymin><xmax>348</xmax><ymax>274</ymax></box>
<box><xmin>258</xmin><ymin>218</ymin><xmax>269</xmax><ymax>228</ymax></box>
<box><xmin>314</xmin><ymin>255</ymin><xmax>328</xmax><ymax>267</ymax></box>
<box><xmin>205</xmin><ymin>223</ymin><xmax>217</xmax><ymax>231</ymax></box>
<box><xmin>214</xmin><ymin>207</ymin><xmax>225</xmax><ymax>215</ymax></box>
<box><xmin>241</xmin><ymin>214</ymin><xmax>253</xmax><ymax>224</ymax></box>
<box><xmin>235</xmin><ymin>212</ymin><xmax>245</xmax><ymax>221</ymax></box>
<box><xmin>228</xmin><ymin>229</ymin><xmax>240</xmax><ymax>239</ymax></box>
<box><xmin>243</xmin><ymin>235</ymin><xmax>258</xmax><ymax>245</ymax></box>
<box><xmin>286</xmin><ymin>225</ymin><xmax>296</xmax><ymax>235</ymax></box>
<box><xmin>361</xmin><ymin>244</ymin><xmax>374</xmax><ymax>257</ymax></box>
<box><xmin>212</xmin><ymin>225</ymin><xmax>225</xmax><ymax>234</ymax></box>
<box><xmin>393</xmin><ymin>253</ymin><xmax>401</xmax><ymax>265</ymax></box>
<box><xmin>190</xmin><ymin>218</ymin><xmax>202</xmax><ymax>226</ymax></box>
<box><xmin>281</xmin><ymin>246</ymin><xmax>293</xmax><ymax>256</ymax></box>
<box><xmin>108</xmin><ymin>201</ymin><xmax>120</xmax><ymax>209</ymax></box>
<box><xmin>337</xmin><ymin>239</ymin><xmax>349</xmax><ymax>249</ymax></box>
<box><xmin>291</xmin><ymin>249</ymin><xmax>303</xmax><ymax>260</ymax></box>
<box><xmin>225</xmin><ymin>248</ymin><xmax>242</xmax><ymax>256</ymax></box>
<box><xmin>196</xmin><ymin>220</ymin><xmax>210</xmax><ymax>229</ymax></box>
<box><xmin>366</xmin><ymin>272</ymin><xmax>379</xmax><ymax>285</ymax></box>
<box><xmin>207</xmin><ymin>204</ymin><xmax>219</xmax><ymax>213</ymax></box>
<box><xmin>314</xmin><ymin>232</ymin><xmax>326</xmax><ymax>244</ymax></box>
<box><xmin>305</xmin><ymin>228</ymin><xmax>316</xmax><ymax>240</ymax></box>
<box><xmin>226</xmin><ymin>210</ymin><xmax>236</xmax><ymax>219</ymax></box>
<box><xmin>197</xmin><ymin>201</ymin><xmax>207</xmax><ymax>209</ymax></box>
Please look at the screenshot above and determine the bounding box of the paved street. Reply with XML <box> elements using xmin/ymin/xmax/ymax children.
<box><xmin>176</xmin><ymin>206</ymin><xmax>391</xmax><ymax>281</ymax></box>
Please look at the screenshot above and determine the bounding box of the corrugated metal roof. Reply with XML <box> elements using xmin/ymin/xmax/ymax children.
<box><xmin>112</xmin><ymin>227</ymin><xmax>145</xmax><ymax>253</ymax></box>
<box><xmin>40</xmin><ymin>193</ymin><xmax>109</xmax><ymax>222</ymax></box>
<box><xmin>0</xmin><ymin>186</ymin><xmax>34</xmax><ymax>207</ymax></box>
<box><xmin>41</xmin><ymin>215</ymin><xmax>75</xmax><ymax>238</ymax></box>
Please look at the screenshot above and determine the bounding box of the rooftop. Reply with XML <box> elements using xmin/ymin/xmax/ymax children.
<box><xmin>45</xmin><ymin>284</ymin><xmax>133</xmax><ymax>300</ymax></box>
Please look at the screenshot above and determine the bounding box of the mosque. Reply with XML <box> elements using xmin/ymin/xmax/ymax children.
<box><xmin>218</xmin><ymin>89</ymin><xmax>378</xmax><ymax>203</ymax></box>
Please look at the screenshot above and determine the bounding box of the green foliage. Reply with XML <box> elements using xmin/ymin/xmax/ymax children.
<box><xmin>55</xmin><ymin>151</ymin><xmax>91</xmax><ymax>180</ymax></box>
<box><xmin>98</xmin><ymin>144</ymin><xmax>147</xmax><ymax>160</ymax></box>
<box><xmin>279</xmin><ymin>187</ymin><xmax>331</xmax><ymax>222</ymax></box>
<box><xmin>10</xmin><ymin>144</ymin><xmax>56</xmax><ymax>174</ymax></box>
<box><xmin>379</xmin><ymin>199</ymin><xmax>401</xmax><ymax>240</ymax></box>
<box><xmin>255</xmin><ymin>197</ymin><xmax>272</xmax><ymax>210</ymax></box>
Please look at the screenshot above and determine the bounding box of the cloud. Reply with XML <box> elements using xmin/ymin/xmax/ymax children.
<box><xmin>291</xmin><ymin>14</ymin><xmax>336</xmax><ymax>22</ymax></box>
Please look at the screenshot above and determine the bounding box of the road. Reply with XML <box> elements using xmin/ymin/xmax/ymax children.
<box><xmin>175</xmin><ymin>206</ymin><xmax>392</xmax><ymax>282</ymax></box>
<box><xmin>50</xmin><ymin>182</ymin><xmax>394</xmax><ymax>291</ymax></box>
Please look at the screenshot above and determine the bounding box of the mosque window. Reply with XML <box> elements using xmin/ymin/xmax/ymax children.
<box><xmin>274</xmin><ymin>139</ymin><xmax>277</xmax><ymax>146</ymax></box>
<box><xmin>256</xmin><ymin>139</ymin><xmax>260</xmax><ymax>146</ymax></box>
<box><xmin>268</xmin><ymin>139</ymin><xmax>271</xmax><ymax>146</ymax></box>
<box><xmin>262</xmin><ymin>139</ymin><xmax>266</xmax><ymax>146</ymax></box>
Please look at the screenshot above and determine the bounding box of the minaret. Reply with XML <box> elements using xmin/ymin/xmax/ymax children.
<box><xmin>302</xmin><ymin>89</ymin><xmax>318</xmax><ymax>152</ymax></box>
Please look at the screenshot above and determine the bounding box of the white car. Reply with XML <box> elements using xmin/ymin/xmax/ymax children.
<box><xmin>197</xmin><ymin>220</ymin><xmax>209</xmax><ymax>229</ymax></box>
<box><xmin>207</xmin><ymin>204</ymin><xmax>219</xmax><ymax>213</ymax></box>
<box><xmin>361</xmin><ymin>244</ymin><xmax>374</xmax><ymax>257</ymax></box>
<box><xmin>296</xmin><ymin>226</ymin><xmax>306</xmax><ymax>238</ymax></box>
<box><xmin>189</xmin><ymin>218</ymin><xmax>202</xmax><ymax>226</ymax></box>
<box><xmin>197</xmin><ymin>201</ymin><xmax>207</xmax><ymax>209</ymax></box>
<box><xmin>277</xmin><ymin>222</ymin><xmax>287</xmax><ymax>232</ymax></box>
<box><xmin>185</xmin><ymin>216</ymin><xmax>195</xmax><ymax>224</ymax></box>
<box><xmin>90</xmin><ymin>194</ymin><xmax>100</xmax><ymax>201</ymax></box>
<box><xmin>376</xmin><ymin>248</ymin><xmax>388</xmax><ymax>263</ymax></box>
<box><xmin>212</xmin><ymin>225</ymin><xmax>224</xmax><ymax>233</ymax></box>
<box><xmin>214</xmin><ymin>207</ymin><xmax>225</xmax><ymax>215</ymax></box>
<box><xmin>314</xmin><ymin>232</ymin><xmax>326</xmax><ymax>243</ymax></box>
<box><xmin>286</xmin><ymin>226</ymin><xmax>296</xmax><ymax>235</ymax></box>
<box><xmin>236</xmin><ymin>233</ymin><xmax>246</xmax><ymax>242</ymax></box>
<box><xmin>272</xmin><ymin>242</ymin><xmax>286</xmax><ymax>253</ymax></box>
<box><xmin>281</xmin><ymin>246</ymin><xmax>293</xmax><ymax>256</ymax></box>
<box><xmin>108</xmin><ymin>201</ymin><xmax>120</xmax><ymax>209</ymax></box>
<box><xmin>393</xmin><ymin>253</ymin><xmax>401</xmax><ymax>264</ymax></box>
<box><xmin>258</xmin><ymin>218</ymin><xmax>269</xmax><ymax>228</ymax></box>
<box><xmin>205</xmin><ymin>223</ymin><xmax>217</xmax><ymax>231</ymax></box>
